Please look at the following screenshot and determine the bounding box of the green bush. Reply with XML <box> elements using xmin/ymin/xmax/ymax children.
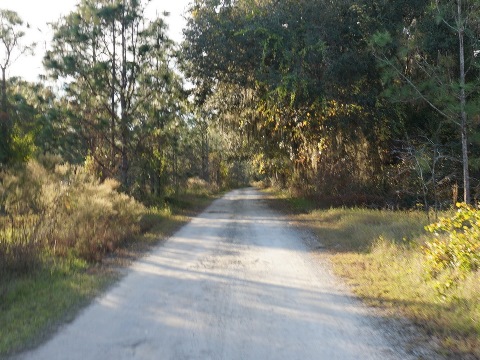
<box><xmin>424</xmin><ymin>203</ymin><xmax>480</xmax><ymax>296</ymax></box>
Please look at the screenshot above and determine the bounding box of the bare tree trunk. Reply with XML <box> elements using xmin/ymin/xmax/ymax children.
<box><xmin>111</xmin><ymin>16</ymin><xmax>117</xmax><ymax>174</ymax></box>
<box><xmin>458</xmin><ymin>0</ymin><xmax>470</xmax><ymax>203</ymax></box>
<box><xmin>201</xmin><ymin>120</ymin><xmax>209</xmax><ymax>182</ymax></box>
<box><xmin>120</xmin><ymin>0</ymin><xmax>129</xmax><ymax>189</ymax></box>
<box><xmin>0</xmin><ymin>66</ymin><xmax>10</xmax><ymax>164</ymax></box>
<box><xmin>1</xmin><ymin>67</ymin><xmax>6</xmax><ymax>113</ymax></box>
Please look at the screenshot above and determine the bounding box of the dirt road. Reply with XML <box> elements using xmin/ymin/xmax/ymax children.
<box><xmin>18</xmin><ymin>188</ymin><xmax>418</xmax><ymax>359</ymax></box>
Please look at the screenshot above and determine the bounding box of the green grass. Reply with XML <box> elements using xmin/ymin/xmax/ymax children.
<box><xmin>298</xmin><ymin>207</ymin><xmax>431</xmax><ymax>251</ymax></box>
<box><xmin>0</xmin><ymin>191</ymin><xmax>218</xmax><ymax>357</ymax></box>
<box><xmin>330</xmin><ymin>239</ymin><xmax>480</xmax><ymax>358</ymax></box>
<box><xmin>264</xmin><ymin>188</ymin><xmax>480</xmax><ymax>359</ymax></box>
<box><xmin>0</xmin><ymin>258</ymin><xmax>113</xmax><ymax>355</ymax></box>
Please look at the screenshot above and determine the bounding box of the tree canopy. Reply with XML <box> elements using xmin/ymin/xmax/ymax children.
<box><xmin>1</xmin><ymin>0</ymin><xmax>480</xmax><ymax>208</ymax></box>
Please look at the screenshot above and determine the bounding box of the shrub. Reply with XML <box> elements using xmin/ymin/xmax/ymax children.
<box><xmin>1</xmin><ymin>159</ymin><xmax>146</xmax><ymax>265</ymax></box>
<box><xmin>1</xmin><ymin>162</ymin><xmax>45</xmax><ymax>215</ymax></box>
<box><xmin>0</xmin><ymin>164</ymin><xmax>45</xmax><ymax>274</ymax></box>
<box><xmin>186</xmin><ymin>177</ymin><xmax>214</xmax><ymax>196</ymax></box>
<box><xmin>424</xmin><ymin>203</ymin><xmax>480</xmax><ymax>296</ymax></box>
<box><xmin>41</xmin><ymin>165</ymin><xmax>145</xmax><ymax>261</ymax></box>
<box><xmin>0</xmin><ymin>216</ymin><xmax>42</xmax><ymax>275</ymax></box>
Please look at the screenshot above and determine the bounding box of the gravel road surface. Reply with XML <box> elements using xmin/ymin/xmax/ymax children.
<box><xmin>18</xmin><ymin>188</ymin><xmax>418</xmax><ymax>360</ymax></box>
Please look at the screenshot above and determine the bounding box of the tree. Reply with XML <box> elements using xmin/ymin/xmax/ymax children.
<box><xmin>0</xmin><ymin>9</ymin><xmax>33</xmax><ymax>164</ymax></box>
<box><xmin>45</xmin><ymin>0</ymin><xmax>179</xmax><ymax>190</ymax></box>
<box><xmin>371</xmin><ymin>0</ymin><xmax>480</xmax><ymax>203</ymax></box>
<box><xmin>183</xmin><ymin>0</ymin><xmax>398</xmax><ymax>202</ymax></box>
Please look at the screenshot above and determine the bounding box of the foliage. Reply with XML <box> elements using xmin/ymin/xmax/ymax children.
<box><xmin>41</xmin><ymin>168</ymin><xmax>145</xmax><ymax>261</ymax></box>
<box><xmin>0</xmin><ymin>157</ymin><xmax>145</xmax><ymax>269</ymax></box>
<box><xmin>44</xmin><ymin>0</ymin><xmax>184</xmax><ymax>191</ymax></box>
<box><xmin>0</xmin><ymin>215</ymin><xmax>42</xmax><ymax>275</ymax></box>
<box><xmin>0</xmin><ymin>9</ymin><xmax>34</xmax><ymax>165</ymax></box>
<box><xmin>181</xmin><ymin>0</ymin><xmax>480</xmax><ymax>207</ymax></box>
<box><xmin>182</xmin><ymin>0</ymin><xmax>416</xmax><ymax>203</ymax></box>
<box><xmin>424</xmin><ymin>203</ymin><xmax>480</xmax><ymax>296</ymax></box>
<box><xmin>2</xmin><ymin>0</ymin><xmax>480</xmax><ymax>208</ymax></box>
<box><xmin>371</xmin><ymin>0</ymin><xmax>480</xmax><ymax>203</ymax></box>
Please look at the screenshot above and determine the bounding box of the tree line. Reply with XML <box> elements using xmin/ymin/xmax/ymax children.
<box><xmin>2</xmin><ymin>0</ymin><xmax>480</xmax><ymax>209</ymax></box>
<box><xmin>182</xmin><ymin>0</ymin><xmax>480</xmax><ymax>209</ymax></box>
<box><xmin>0</xmin><ymin>0</ymin><xmax>242</xmax><ymax>206</ymax></box>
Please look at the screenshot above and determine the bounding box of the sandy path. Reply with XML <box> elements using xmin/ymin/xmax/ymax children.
<box><xmin>18</xmin><ymin>188</ymin><xmax>415</xmax><ymax>360</ymax></box>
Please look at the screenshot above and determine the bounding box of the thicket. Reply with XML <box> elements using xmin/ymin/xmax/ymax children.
<box><xmin>0</xmin><ymin>157</ymin><xmax>145</xmax><ymax>274</ymax></box>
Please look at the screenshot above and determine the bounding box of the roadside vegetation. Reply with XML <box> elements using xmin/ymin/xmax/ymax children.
<box><xmin>1</xmin><ymin>0</ymin><xmax>480</xmax><ymax>358</ymax></box>
<box><xmin>0</xmin><ymin>3</ymin><xmax>245</xmax><ymax>356</ymax></box>
<box><xmin>0</xmin><ymin>158</ymin><xmax>219</xmax><ymax>356</ymax></box>
<box><xmin>265</xmin><ymin>188</ymin><xmax>480</xmax><ymax>359</ymax></box>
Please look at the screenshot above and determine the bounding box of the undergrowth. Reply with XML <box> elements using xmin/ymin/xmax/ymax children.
<box><xmin>424</xmin><ymin>203</ymin><xmax>480</xmax><ymax>299</ymax></box>
<box><xmin>0</xmin><ymin>158</ymin><xmax>219</xmax><ymax>356</ymax></box>
<box><xmin>0</xmin><ymin>158</ymin><xmax>145</xmax><ymax>268</ymax></box>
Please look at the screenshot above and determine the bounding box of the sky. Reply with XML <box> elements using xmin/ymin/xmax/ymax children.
<box><xmin>2</xmin><ymin>0</ymin><xmax>191</xmax><ymax>82</ymax></box>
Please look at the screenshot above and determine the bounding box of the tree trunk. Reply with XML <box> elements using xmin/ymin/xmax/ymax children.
<box><xmin>1</xmin><ymin>67</ymin><xmax>6</xmax><ymax>113</ymax></box>
<box><xmin>120</xmin><ymin>0</ymin><xmax>129</xmax><ymax>189</ymax></box>
<box><xmin>202</xmin><ymin>121</ymin><xmax>209</xmax><ymax>182</ymax></box>
<box><xmin>111</xmin><ymin>17</ymin><xmax>116</xmax><ymax>174</ymax></box>
<box><xmin>0</xmin><ymin>66</ymin><xmax>10</xmax><ymax>164</ymax></box>
<box><xmin>458</xmin><ymin>0</ymin><xmax>470</xmax><ymax>203</ymax></box>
